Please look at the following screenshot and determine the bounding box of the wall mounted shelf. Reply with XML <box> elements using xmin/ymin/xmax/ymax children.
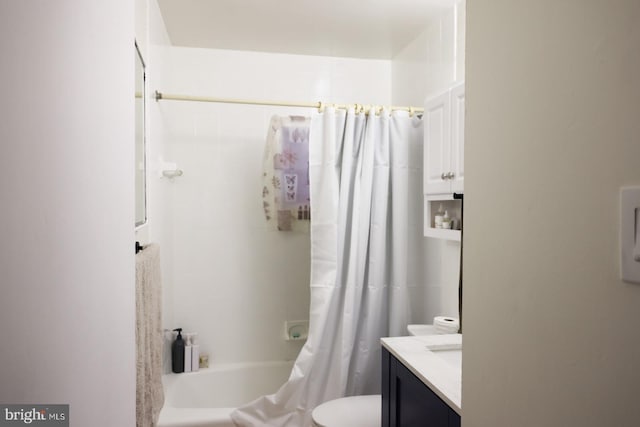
<box><xmin>424</xmin><ymin>194</ymin><xmax>462</xmax><ymax>241</ymax></box>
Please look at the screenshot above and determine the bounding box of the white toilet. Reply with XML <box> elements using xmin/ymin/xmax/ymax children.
<box><xmin>311</xmin><ymin>325</ymin><xmax>447</xmax><ymax>426</ymax></box>
<box><xmin>408</xmin><ymin>317</ymin><xmax>460</xmax><ymax>336</ymax></box>
<box><xmin>311</xmin><ymin>395</ymin><xmax>381</xmax><ymax>427</ymax></box>
<box><xmin>406</xmin><ymin>324</ymin><xmax>438</xmax><ymax>336</ymax></box>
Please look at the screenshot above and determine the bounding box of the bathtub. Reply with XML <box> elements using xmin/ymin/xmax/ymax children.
<box><xmin>157</xmin><ymin>360</ymin><xmax>294</xmax><ymax>427</ymax></box>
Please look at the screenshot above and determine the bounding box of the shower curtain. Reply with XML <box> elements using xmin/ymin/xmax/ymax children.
<box><xmin>232</xmin><ymin>107</ymin><xmax>424</xmax><ymax>427</ymax></box>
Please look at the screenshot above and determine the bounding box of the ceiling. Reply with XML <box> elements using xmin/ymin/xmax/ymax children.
<box><xmin>157</xmin><ymin>0</ymin><xmax>456</xmax><ymax>59</ymax></box>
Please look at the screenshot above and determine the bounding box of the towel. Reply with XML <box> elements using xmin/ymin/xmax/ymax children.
<box><xmin>135</xmin><ymin>244</ymin><xmax>164</xmax><ymax>427</ymax></box>
<box><xmin>262</xmin><ymin>115</ymin><xmax>311</xmax><ymax>232</ymax></box>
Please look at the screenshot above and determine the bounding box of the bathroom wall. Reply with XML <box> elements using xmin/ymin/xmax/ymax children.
<box><xmin>134</xmin><ymin>0</ymin><xmax>173</xmax><ymax>325</ymax></box>
<box><xmin>392</xmin><ymin>1</ymin><xmax>466</xmax><ymax>323</ymax></box>
<box><xmin>0</xmin><ymin>1</ymin><xmax>135</xmax><ymax>426</ymax></box>
<box><xmin>392</xmin><ymin>0</ymin><xmax>465</xmax><ymax>105</ymax></box>
<box><xmin>464</xmin><ymin>1</ymin><xmax>640</xmax><ymax>426</ymax></box>
<box><xmin>155</xmin><ymin>47</ymin><xmax>392</xmax><ymax>364</ymax></box>
<box><xmin>144</xmin><ymin>0</ymin><xmax>463</xmax><ymax>367</ymax></box>
<box><xmin>135</xmin><ymin>0</ymin><xmax>171</xmax><ymax>245</ymax></box>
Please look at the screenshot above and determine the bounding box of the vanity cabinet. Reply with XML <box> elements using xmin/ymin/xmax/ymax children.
<box><xmin>382</xmin><ymin>347</ymin><xmax>460</xmax><ymax>427</ymax></box>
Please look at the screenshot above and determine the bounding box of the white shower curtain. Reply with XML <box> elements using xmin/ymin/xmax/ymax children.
<box><xmin>231</xmin><ymin>107</ymin><xmax>424</xmax><ymax>427</ymax></box>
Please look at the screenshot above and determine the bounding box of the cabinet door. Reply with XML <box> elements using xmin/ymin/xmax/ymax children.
<box><xmin>449</xmin><ymin>409</ymin><xmax>461</xmax><ymax>427</ymax></box>
<box><xmin>423</xmin><ymin>90</ymin><xmax>451</xmax><ymax>195</ymax></box>
<box><xmin>449</xmin><ymin>83</ymin><xmax>465</xmax><ymax>194</ymax></box>
<box><xmin>383</xmin><ymin>348</ymin><xmax>453</xmax><ymax>427</ymax></box>
<box><xmin>382</xmin><ymin>347</ymin><xmax>391</xmax><ymax>427</ymax></box>
<box><xmin>395</xmin><ymin>361</ymin><xmax>449</xmax><ymax>427</ymax></box>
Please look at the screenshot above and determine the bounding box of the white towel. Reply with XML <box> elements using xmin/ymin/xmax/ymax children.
<box><xmin>136</xmin><ymin>244</ymin><xmax>164</xmax><ymax>427</ymax></box>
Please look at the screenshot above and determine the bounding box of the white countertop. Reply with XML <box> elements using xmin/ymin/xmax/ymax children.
<box><xmin>381</xmin><ymin>334</ymin><xmax>462</xmax><ymax>415</ymax></box>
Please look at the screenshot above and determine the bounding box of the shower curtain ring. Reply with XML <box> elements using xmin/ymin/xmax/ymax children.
<box><xmin>409</xmin><ymin>106</ymin><xmax>415</xmax><ymax>117</ymax></box>
<box><xmin>318</xmin><ymin>102</ymin><xmax>325</xmax><ymax>113</ymax></box>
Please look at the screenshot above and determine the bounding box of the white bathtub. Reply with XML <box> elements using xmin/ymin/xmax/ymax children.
<box><xmin>157</xmin><ymin>360</ymin><xmax>294</xmax><ymax>427</ymax></box>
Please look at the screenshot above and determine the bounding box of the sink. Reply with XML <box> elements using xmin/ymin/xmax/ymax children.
<box><xmin>425</xmin><ymin>341</ymin><xmax>462</xmax><ymax>370</ymax></box>
<box><xmin>428</xmin><ymin>348</ymin><xmax>462</xmax><ymax>369</ymax></box>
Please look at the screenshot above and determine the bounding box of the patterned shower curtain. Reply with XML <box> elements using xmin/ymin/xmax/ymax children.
<box><xmin>262</xmin><ymin>115</ymin><xmax>311</xmax><ymax>232</ymax></box>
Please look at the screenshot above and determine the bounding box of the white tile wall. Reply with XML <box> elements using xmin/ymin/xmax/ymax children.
<box><xmin>146</xmin><ymin>0</ymin><xmax>463</xmax><ymax>363</ymax></box>
<box><xmin>154</xmin><ymin>46</ymin><xmax>392</xmax><ymax>363</ymax></box>
<box><xmin>392</xmin><ymin>1</ymin><xmax>466</xmax><ymax>325</ymax></box>
<box><xmin>392</xmin><ymin>2</ymin><xmax>465</xmax><ymax>105</ymax></box>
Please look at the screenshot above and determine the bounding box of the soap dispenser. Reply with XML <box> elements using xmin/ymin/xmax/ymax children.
<box><xmin>172</xmin><ymin>328</ymin><xmax>185</xmax><ymax>373</ymax></box>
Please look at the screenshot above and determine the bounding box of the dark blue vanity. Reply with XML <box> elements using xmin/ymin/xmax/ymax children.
<box><xmin>381</xmin><ymin>336</ymin><xmax>461</xmax><ymax>427</ymax></box>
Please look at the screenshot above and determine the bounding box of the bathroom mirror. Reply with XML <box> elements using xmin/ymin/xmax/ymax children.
<box><xmin>135</xmin><ymin>42</ymin><xmax>147</xmax><ymax>227</ymax></box>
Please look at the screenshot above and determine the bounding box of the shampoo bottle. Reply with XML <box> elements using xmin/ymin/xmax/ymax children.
<box><xmin>191</xmin><ymin>333</ymin><xmax>200</xmax><ymax>372</ymax></box>
<box><xmin>172</xmin><ymin>328</ymin><xmax>185</xmax><ymax>373</ymax></box>
<box><xmin>184</xmin><ymin>333</ymin><xmax>192</xmax><ymax>373</ymax></box>
<box><xmin>442</xmin><ymin>210</ymin><xmax>452</xmax><ymax>229</ymax></box>
<box><xmin>434</xmin><ymin>204</ymin><xmax>445</xmax><ymax>228</ymax></box>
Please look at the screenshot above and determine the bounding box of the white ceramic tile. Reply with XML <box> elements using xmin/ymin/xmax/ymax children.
<box><xmin>390</xmin><ymin>4</ymin><xmax>463</xmax><ymax>324</ymax></box>
<box><xmin>455</xmin><ymin>0</ymin><xmax>466</xmax><ymax>83</ymax></box>
<box><xmin>330</xmin><ymin>57</ymin><xmax>392</xmax><ymax>104</ymax></box>
<box><xmin>151</xmin><ymin>32</ymin><xmax>465</xmax><ymax>366</ymax></box>
<box><xmin>392</xmin><ymin>27</ymin><xmax>430</xmax><ymax>106</ymax></box>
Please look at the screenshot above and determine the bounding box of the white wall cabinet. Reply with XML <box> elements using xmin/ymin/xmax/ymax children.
<box><xmin>424</xmin><ymin>82</ymin><xmax>465</xmax><ymax>196</ymax></box>
<box><xmin>423</xmin><ymin>82</ymin><xmax>465</xmax><ymax>240</ymax></box>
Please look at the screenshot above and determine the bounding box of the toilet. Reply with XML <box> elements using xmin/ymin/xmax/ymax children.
<box><xmin>407</xmin><ymin>324</ymin><xmax>438</xmax><ymax>336</ymax></box>
<box><xmin>311</xmin><ymin>326</ymin><xmax>445</xmax><ymax>426</ymax></box>
<box><xmin>311</xmin><ymin>395</ymin><xmax>381</xmax><ymax>427</ymax></box>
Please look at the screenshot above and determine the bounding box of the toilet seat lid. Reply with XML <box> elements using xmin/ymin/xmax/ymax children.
<box><xmin>312</xmin><ymin>395</ymin><xmax>381</xmax><ymax>427</ymax></box>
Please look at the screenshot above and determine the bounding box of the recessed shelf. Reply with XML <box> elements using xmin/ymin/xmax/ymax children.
<box><xmin>424</xmin><ymin>227</ymin><xmax>461</xmax><ymax>242</ymax></box>
<box><xmin>284</xmin><ymin>320</ymin><xmax>308</xmax><ymax>341</ymax></box>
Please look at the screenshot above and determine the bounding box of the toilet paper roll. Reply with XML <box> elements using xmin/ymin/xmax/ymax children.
<box><xmin>433</xmin><ymin>316</ymin><xmax>460</xmax><ymax>334</ymax></box>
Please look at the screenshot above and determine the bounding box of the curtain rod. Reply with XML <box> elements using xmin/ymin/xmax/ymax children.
<box><xmin>154</xmin><ymin>91</ymin><xmax>424</xmax><ymax>116</ymax></box>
